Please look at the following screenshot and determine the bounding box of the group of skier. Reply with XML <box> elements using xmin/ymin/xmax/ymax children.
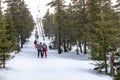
<box><xmin>34</xmin><ymin>40</ymin><xmax>47</xmax><ymax>58</ymax></box>
<box><xmin>34</xmin><ymin>28</ymin><xmax>47</xmax><ymax>58</ymax></box>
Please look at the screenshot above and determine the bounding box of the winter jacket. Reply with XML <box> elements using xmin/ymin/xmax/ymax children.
<box><xmin>42</xmin><ymin>44</ymin><xmax>47</xmax><ymax>51</ymax></box>
<box><xmin>37</xmin><ymin>44</ymin><xmax>43</xmax><ymax>50</ymax></box>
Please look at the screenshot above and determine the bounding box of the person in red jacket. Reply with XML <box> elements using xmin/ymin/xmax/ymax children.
<box><xmin>42</xmin><ymin>43</ymin><xmax>47</xmax><ymax>58</ymax></box>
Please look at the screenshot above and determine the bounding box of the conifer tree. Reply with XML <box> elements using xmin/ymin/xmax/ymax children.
<box><xmin>0</xmin><ymin>0</ymin><xmax>16</xmax><ymax>68</ymax></box>
<box><xmin>61</xmin><ymin>3</ymin><xmax>77</xmax><ymax>52</ymax></box>
<box><xmin>114</xmin><ymin>70</ymin><xmax>120</xmax><ymax>80</ymax></box>
<box><xmin>43</xmin><ymin>9</ymin><xmax>51</xmax><ymax>38</ymax></box>
<box><xmin>4</xmin><ymin>6</ymin><xmax>19</xmax><ymax>52</ymax></box>
<box><xmin>5</xmin><ymin>0</ymin><xmax>34</xmax><ymax>48</ymax></box>
<box><xmin>86</xmin><ymin>0</ymin><xmax>119</xmax><ymax>74</ymax></box>
<box><xmin>18</xmin><ymin>0</ymin><xmax>34</xmax><ymax>48</ymax></box>
<box><xmin>71</xmin><ymin>0</ymin><xmax>88</xmax><ymax>54</ymax></box>
<box><xmin>0</xmin><ymin>0</ymin><xmax>7</xmax><ymax>68</ymax></box>
<box><xmin>47</xmin><ymin>0</ymin><xmax>66</xmax><ymax>54</ymax></box>
<box><xmin>70</xmin><ymin>0</ymin><xmax>83</xmax><ymax>52</ymax></box>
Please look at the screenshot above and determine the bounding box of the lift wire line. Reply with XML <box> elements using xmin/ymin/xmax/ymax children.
<box><xmin>36</xmin><ymin>0</ymin><xmax>45</xmax><ymax>41</ymax></box>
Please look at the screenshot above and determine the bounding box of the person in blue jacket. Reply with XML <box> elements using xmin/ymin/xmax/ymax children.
<box><xmin>37</xmin><ymin>42</ymin><xmax>43</xmax><ymax>58</ymax></box>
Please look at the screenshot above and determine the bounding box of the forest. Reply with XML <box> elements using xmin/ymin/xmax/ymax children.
<box><xmin>42</xmin><ymin>0</ymin><xmax>120</xmax><ymax>78</ymax></box>
<box><xmin>0</xmin><ymin>0</ymin><xmax>34</xmax><ymax>68</ymax></box>
<box><xmin>0</xmin><ymin>0</ymin><xmax>120</xmax><ymax>79</ymax></box>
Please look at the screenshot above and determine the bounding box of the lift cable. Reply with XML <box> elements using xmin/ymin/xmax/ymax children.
<box><xmin>36</xmin><ymin>0</ymin><xmax>45</xmax><ymax>41</ymax></box>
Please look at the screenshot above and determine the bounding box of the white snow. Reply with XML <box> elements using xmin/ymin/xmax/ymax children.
<box><xmin>0</xmin><ymin>32</ymin><xmax>113</xmax><ymax>80</ymax></box>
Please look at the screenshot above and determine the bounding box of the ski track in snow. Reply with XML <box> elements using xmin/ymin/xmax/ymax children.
<box><xmin>0</xmin><ymin>33</ymin><xmax>113</xmax><ymax>80</ymax></box>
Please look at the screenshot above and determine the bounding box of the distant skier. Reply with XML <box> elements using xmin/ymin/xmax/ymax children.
<box><xmin>42</xmin><ymin>43</ymin><xmax>47</xmax><ymax>58</ymax></box>
<box><xmin>35</xmin><ymin>33</ymin><xmax>39</xmax><ymax>40</ymax></box>
<box><xmin>37</xmin><ymin>42</ymin><xmax>43</xmax><ymax>58</ymax></box>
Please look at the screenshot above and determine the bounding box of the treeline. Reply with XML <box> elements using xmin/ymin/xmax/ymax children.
<box><xmin>0</xmin><ymin>0</ymin><xmax>35</xmax><ymax>68</ymax></box>
<box><xmin>42</xmin><ymin>0</ymin><xmax>120</xmax><ymax>75</ymax></box>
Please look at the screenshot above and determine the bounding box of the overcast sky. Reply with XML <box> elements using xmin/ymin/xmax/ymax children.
<box><xmin>25</xmin><ymin>0</ymin><xmax>116</xmax><ymax>21</ymax></box>
<box><xmin>2</xmin><ymin>0</ymin><xmax>116</xmax><ymax>21</ymax></box>
<box><xmin>25</xmin><ymin>0</ymin><xmax>54</xmax><ymax>20</ymax></box>
<box><xmin>25</xmin><ymin>0</ymin><xmax>72</xmax><ymax>21</ymax></box>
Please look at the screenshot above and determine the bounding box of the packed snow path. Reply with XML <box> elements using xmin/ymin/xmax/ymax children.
<box><xmin>0</xmin><ymin>33</ymin><xmax>112</xmax><ymax>80</ymax></box>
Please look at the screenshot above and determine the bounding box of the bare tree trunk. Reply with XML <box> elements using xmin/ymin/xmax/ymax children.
<box><xmin>104</xmin><ymin>51</ymin><xmax>108</xmax><ymax>74</ymax></box>
<box><xmin>110</xmin><ymin>51</ymin><xmax>115</xmax><ymax>75</ymax></box>
<box><xmin>79</xmin><ymin>42</ymin><xmax>83</xmax><ymax>53</ymax></box>
<box><xmin>84</xmin><ymin>41</ymin><xmax>87</xmax><ymax>54</ymax></box>
<box><xmin>3</xmin><ymin>54</ymin><xmax>6</xmax><ymax>68</ymax></box>
<box><xmin>58</xmin><ymin>0</ymin><xmax>61</xmax><ymax>54</ymax></box>
<box><xmin>63</xmin><ymin>39</ymin><xmax>67</xmax><ymax>52</ymax></box>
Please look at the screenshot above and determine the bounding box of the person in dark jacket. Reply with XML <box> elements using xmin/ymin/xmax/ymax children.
<box><xmin>34</xmin><ymin>40</ymin><xmax>38</xmax><ymax>48</ymax></box>
<box><xmin>37</xmin><ymin>42</ymin><xmax>43</xmax><ymax>58</ymax></box>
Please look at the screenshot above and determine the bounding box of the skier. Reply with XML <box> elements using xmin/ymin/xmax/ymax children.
<box><xmin>42</xmin><ymin>43</ymin><xmax>47</xmax><ymax>58</ymax></box>
<box><xmin>35</xmin><ymin>33</ymin><xmax>39</xmax><ymax>40</ymax></box>
<box><xmin>34</xmin><ymin>40</ymin><xmax>38</xmax><ymax>48</ymax></box>
<box><xmin>37</xmin><ymin>42</ymin><xmax>43</xmax><ymax>58</ymax></box>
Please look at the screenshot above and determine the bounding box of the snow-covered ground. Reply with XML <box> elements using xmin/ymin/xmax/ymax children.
<box><xmin>0</xmin><ymin>32</ymin><xmax>113</xmax><ymax>80</ymax></box>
